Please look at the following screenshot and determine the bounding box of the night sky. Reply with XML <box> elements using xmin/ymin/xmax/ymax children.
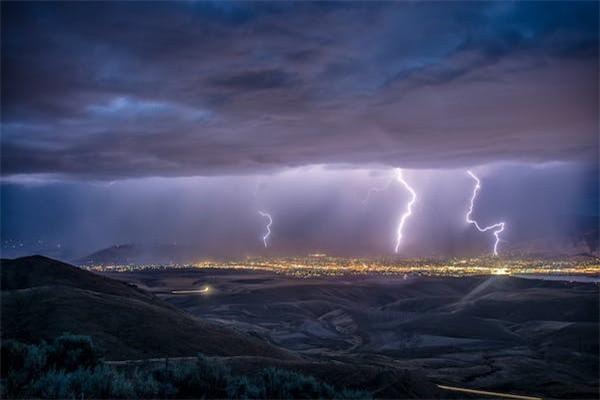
<box><xmin>1</xmin><ymin>1</ymin><xmax>598</xmax><ymax>259</ymax></box>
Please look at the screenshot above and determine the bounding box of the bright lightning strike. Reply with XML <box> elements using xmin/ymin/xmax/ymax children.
<box><xmin>258</xmin><ymin>210</ymin><xmax>273</xmax><ymax>248</ymax></box>
<box><xmin>466</xmin><ymin>170</ymin><xmax>505</xmax><ymax>256</ymax></box>
<box><xmin>394</xmin><ymin>168</ymin><xmax>417</xmax><ymax>254</ymax></box>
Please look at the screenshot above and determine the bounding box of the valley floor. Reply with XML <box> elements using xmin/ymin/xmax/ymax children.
<box><xmin>104</xmin><ymin>269</ymin><xmax>600</xmax><ymax>399</ymax></box>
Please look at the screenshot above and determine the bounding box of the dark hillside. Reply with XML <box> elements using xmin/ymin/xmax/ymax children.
<box><xmin>0</xmin><ymin>256</ymin><xmax>294</xmax><ymax>361</ymax></box>
<box><xmin>1</xmin><ymin>255</ymin><xmax>150</xmax><ymax>301</ymax></box>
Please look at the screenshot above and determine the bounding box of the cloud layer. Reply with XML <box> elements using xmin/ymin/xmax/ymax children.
<box><xmin>2</xmin><ymin>2</ymin><xmax>598</xmax><ymax>179</ymax></box>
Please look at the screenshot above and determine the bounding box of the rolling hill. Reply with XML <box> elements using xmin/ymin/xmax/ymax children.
<box><xmin>1</xmin><ymin>255</ymin><xmax>450</xmax><ymax>398</ymax></box>
<box><xmin>1</xmin><ymin>255</ymin><xmax>294</xmax><ymax>361</ymax></box>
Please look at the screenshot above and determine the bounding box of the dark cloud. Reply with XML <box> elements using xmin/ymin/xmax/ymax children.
<box><xmin>1</xmin><ymin>1</ymin><xmax>598</xmax><ymax>179</ymax></box>
<box><xmin>210</xmin><ymin>69</ymin><xmax>298</xmax><ymax>91</ymax></box>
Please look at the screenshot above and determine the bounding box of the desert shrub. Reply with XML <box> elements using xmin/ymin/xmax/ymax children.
<box><xmin>1</xmin><ymin>340</ymin><xmax>28</xmax><ymax>397</ymax></box>
<box><xmin>1</xmin><ymin>340</ymin><xmax>49</xmax><ymax>397</ymax></box>
<box><xmin>155</xmin><ymin>380</ymin><xmax>178</xmax><ymax>398</ymax></box>
<box><xmin>261</xmin><ymin>367</ymin><xmax>335</xmax><ymax>399</ymax></box>
<box><xmin>23</xmin><ymin>341</ymin><xmax>49</xmax><ymax>376</ymax></box>
<box><xmin>26</xmin><ymin>370</ymin><xmax>71</xmax><ymax>399</ymax></box>
<box><xmin>130</xmin><ymin>369</ymin><xmax>164</xmax><ymax>399</ymax></box>
<box><xmin>1</xmin><ymin>340</ymin><xmax>28</xmax><ymax>377</ymax></box>
<box><xmin>1</xmin><ymin>335</ymin><xmax>102</xmax><ymax>399</ymax></box>
<box><xmin>150</xmin><ymin>362</ymin><xmax>192</xmax><ymax>397</ymax></box>
<box><xmin>25</xmin><ymin>365</ymin><xmax>134</xmax><ymax>399</ymax></box>
<box><xmin>1</xmin><ymin>341</ymin><xmax>372</xmax><ymax>399</ymax></box>
<box><xmin>137</xmin><ymin>366</ymin><xmax>177</xmax><ymax>399</ymax></box>
<box><xmin>67</xmin><ymin>365</ymin><xmax>134</xmax><ymax>399</ymax></box>
<box><xmin>185</xmin><ymin>354</ymin><xmax>231</xmax><ymax>398</ymax></box>
<box><xmin>226</xmin><ymin>375</ymin><xmax>264</xmax><ymax>399</ymax></box>
<box><xmin>46</xmin><ymin>334</ymin><xmax>101</xmax><ymax>372</ymax></box>
<box><xmin>333</xmin><ymin>388</ymin><xmax>372</xmax><ymax>399</ymax></box>
<box><xmin>146</xmin><ymin>356</ymin><xmax>372</xmax><ymax>400</ymax></box>
<box><xmin>258</xmin><ymin>367</ymin><xmax>372</xmax><ymax>399</ymax></box>
<box><xmin>150</xmin><ymin>355</ymin><xmax>231</xmax><ymax>398</ymax></box>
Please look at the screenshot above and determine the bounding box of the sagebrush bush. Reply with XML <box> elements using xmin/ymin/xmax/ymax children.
<box><xmin>45</xmin><ymin>334</ymin><xmax>102</xmax><ymax>372</ymax></box>
<box><xmin>1</xmin><ymin>338</ymin><xmax>372</xmax><ymax>399</ymax></box>
<box><xmin>26</xmin><ymin>369</ymin><xmax>71</xmax><ymax>399</ymax></box>
<box><xmin>1</xmin><ymin>340</ymin><xmax>28</xmax><ymax>377</ymax></box>
<box><xmin>226</xmin><ymin>375</ymin><xmax>264</xmax><ymax>399</ymax></box>
<box><xmin>334</xmin><ymin>388</ymin><xmax>373</xmax><ymax>399</ymax></box>
<box><xmin>67</xmin><ymin>365</ymin><xmax>135</xmax><ymax>399</ymax></box>
<box><xmin>261</xmin><ymin>367</ymin><xmax>335</xmax><ymax>399</ymax></box>
<box><xmin>130</xmin><ymin>369</ymin><xmax>163</xmax><ymax>399</ymax></box>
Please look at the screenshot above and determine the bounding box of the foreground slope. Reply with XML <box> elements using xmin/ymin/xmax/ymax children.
<box><xmin>117</xmin><ymin>269</ymin><xmax>598</xmax><ymax>399</ymax></box>
<box><xmin>1</xmin><ymin>256</ymin><xmax>293</xmax><ymax>361</ymax></box>
<box><xmin>2</xmin><ymin>256</ymin><xmax>450</xmax><ymax>398</ymax></box>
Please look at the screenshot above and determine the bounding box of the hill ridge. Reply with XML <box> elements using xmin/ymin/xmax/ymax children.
<box><xmin>1</xmin><ymin>255</ymin><xmax>295</xmax><ymax>361</ymax></box>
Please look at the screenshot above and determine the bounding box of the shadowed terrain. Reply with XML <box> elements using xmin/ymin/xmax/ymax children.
<box><xmin>106</xmin><ymin>268</ymin><xmax>600</xmax><ymax>399</ymax></box>
<box><xmin>1</xmin><ymin>256</ymin><xmax>447</xmax><ymax>398</ymax></box>
<box><xmin>2</xmin><ymin>256</ymin><xmax>597</xmax><ymax>398</ymax></box>
<box><xmin>1</xmin><ymin>256</ymin><xmax>293</xmax><ymax>360</ymax></box>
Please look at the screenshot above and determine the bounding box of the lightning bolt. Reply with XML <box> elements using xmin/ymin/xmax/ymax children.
<box><xmin>394</xmin><ymin>168</ymin><xmax>417</xmax><ymax>254</ymax></box>
<box><xmin>466</xmin><ymin>170</ymin><xmax>505</xmax><ymax>256</ymax></box>
<box><xmin>258</xmin><ymin>210</ymin><xmax>273</xmax><ymax>248</ymax></box>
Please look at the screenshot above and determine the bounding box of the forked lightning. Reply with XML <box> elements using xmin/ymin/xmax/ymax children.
<box><xmin>466</xmin><ymin>171</ymin><xmax>505</xmax><ymax>256</ymax></box>
<box><xmin>394</xmin><ymin>169</ymin><xmax>417</xmax><ymax>254</ymax></box>
<box><xmin>258</xmin><ymin>210</ymin><xmax>273</xmax><ymax>248</ymax></box>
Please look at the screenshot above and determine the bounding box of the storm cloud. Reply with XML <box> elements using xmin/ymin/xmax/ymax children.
<box><xmin>2</xmin><ymin>1</ymin><xmax>598</xmax><ymax>180</ymax></box>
